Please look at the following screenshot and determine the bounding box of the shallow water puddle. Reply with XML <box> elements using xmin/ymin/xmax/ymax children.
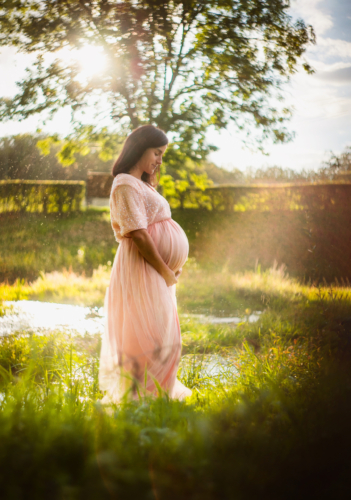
<box><xmin>182</xmin><ymin>312</ymin><xmax>262</xmax><ymax>324</ymax></box>
<box><xmin>1</xmin><ymin>301</ymin><xmax>262</xmax><ymax>337</ymax></box>
<box><xmin>1</xmin><ymin>301</ymin><xmax>105</xmax><ymax>336</ymax></box>
<box><xmin>180</xmin><ymin>353</ymin><xmax>239</xmax><ymax>381</ymax></box>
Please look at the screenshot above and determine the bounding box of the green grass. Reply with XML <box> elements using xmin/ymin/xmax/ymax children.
<box><xmin>1</xmin><ymin>313</ymin><xmax>351</xmax><ymax>498</ymax></box>
<box><xmin>2</xmin><ymin>261</ymin><xmax>351</xmax><ymax>361</ymax></box>
<box><xmin>0</xmin><ymin>209</ymin><xmax>116</xmax><ymax>283</ymax></box>
<box><xmin>1</xmin><ymin>208</ymin><xmax>351</xmax><ymax>498</ymax></box>
<box><xmin>0</xmin><ymin>255</ymin><xmax>336</xmax><ymax>310</ymax></box>
<box><xmin>1</xmin><ymin>265</ymin><xmax>351</xmax><ymax>497</ymax></box>
<box><xmin>0</xmin><ymin>265</ymin><xmax>111</xmax><ymax>307</ymax></box>
<box><xmin>2</xmin><ymin>206</ymin><xmax>351</xmax><ymax>284</ymax></box>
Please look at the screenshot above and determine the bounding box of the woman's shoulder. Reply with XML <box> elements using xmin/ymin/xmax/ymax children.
<box><xmin>112</xmin><ymin>173</ymin><xmax>143</xmax><ymax>193</ymax></box>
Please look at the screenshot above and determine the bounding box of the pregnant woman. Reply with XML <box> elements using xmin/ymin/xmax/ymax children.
<box><xmin>99</xmin><ymin>125</ymin><xmax>192</xmax><ymax>403</ymax></box>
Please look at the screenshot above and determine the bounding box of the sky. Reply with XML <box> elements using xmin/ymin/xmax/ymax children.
<box><xmin>0</xmin><ymin>0</ymin><xmax>350</xmax><ymax>173</ymax></box>
<box><xmin>209</xmin><ymin>0</ymin><xmax>351</xmax><ymax>172</ymax></box>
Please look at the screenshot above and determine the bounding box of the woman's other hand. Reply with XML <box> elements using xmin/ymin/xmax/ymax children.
<box><xmin>162</xmin><ymin>267</ymin><xmax>178</xmax><ymax>287</ymax></box>
<box><xmin>175</xmin><ymin>267</ymin><xmax>182</xmax><ymax>279</ymax></box>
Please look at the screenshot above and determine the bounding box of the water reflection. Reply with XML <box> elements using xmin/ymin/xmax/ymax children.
<box><xmin>182</xmin><ymin>312</ymin><xmax>262</xmax><ymax>324</ymax></box>
<box><xmin>0</xmin><ymin>301</ymin><xmax>105</xmax><ymax>336</ymax></box>
<box><xmin>180</xmin><ymin>353</ymin><xmax>239</xmax><ymax>381</ymax></box>
<box><xmin>0</xmin><ymin>301</ymin><xmax>262</xmax><ymax>337</ymax></box>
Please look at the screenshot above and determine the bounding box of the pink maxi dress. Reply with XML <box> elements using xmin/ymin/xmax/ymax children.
<box><xmin>99</xmin><ymin>173</ymin><xmax>192</xmax><ymax>403</ymax></box>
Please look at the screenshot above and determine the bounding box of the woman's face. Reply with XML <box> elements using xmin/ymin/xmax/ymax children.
<box><xmin>139</xmin><ymin>144</ymin><xmax>167</xmax><ymax>175</ymax></box>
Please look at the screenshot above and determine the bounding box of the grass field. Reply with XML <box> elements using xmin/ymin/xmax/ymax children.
<box><xmin>1</xmin><ymin>264</ymin><xmax>351</xmax><ymax>497</ymax></box>
<box><xmin>1</xmin><ymin>209</ymin><xmax>351</xmax><ymax>498</ymax></box>
<box><xmin>2</xmin><ymin>205</ymin><xmax>351</xmax><ymax>284</ymax></box>
<box><xmin>0</xmin><ymin>209</ymin><xmax>116</xmax><ymax>283</ymax></box>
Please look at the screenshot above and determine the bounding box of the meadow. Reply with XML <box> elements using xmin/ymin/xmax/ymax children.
<box><xmin>1</xmin><ymin>209</ymin><xmax>351</xmax><ymax>498</ymax></box>
<box><xmin>1</xmin><ymin>201</ymin><xmax>351</xmax><ymax>284</ymax></box>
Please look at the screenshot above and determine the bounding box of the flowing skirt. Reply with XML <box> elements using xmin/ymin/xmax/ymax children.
<box><xmin>99</xmin><ymin>218</ymin><xmax>192</xmax><ymax>403</ymax></box>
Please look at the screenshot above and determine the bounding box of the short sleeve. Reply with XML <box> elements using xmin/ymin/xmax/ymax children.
<box><xmin>112</xmin><ymin>184</ymin><xmax>148</xmax><ymax>237</ymax></box>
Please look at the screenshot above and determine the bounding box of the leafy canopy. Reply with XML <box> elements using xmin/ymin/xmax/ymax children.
<box><xmin>0</xmin><ymin>0</ymin><xmax>315</xmax><ymax>161</ymax></box>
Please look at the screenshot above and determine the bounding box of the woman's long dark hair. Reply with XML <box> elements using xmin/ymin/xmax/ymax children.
<box><xmin>112</xmin><ymin>125</ymin><xmax>168</xmax><ymax>186</ymax></box>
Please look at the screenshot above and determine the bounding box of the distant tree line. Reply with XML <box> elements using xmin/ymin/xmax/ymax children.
<box><xmin>0</xmin><ymin>133</ymin><xmax>350</xmax><ymax>185</ymax></box>
<box><xmin>204</xmin><ymin>146</ymin><xmax>351</xmax><ymax>184</ymax></box>
<box><xmin>0</xmin><ymin>134</ymin><xmax>113</xmax><ymax>181</ymax></box>
<box><xmin>0</xmin><ymin>133</ymin><xmax>212</xmax><ymax>193</ymax></box>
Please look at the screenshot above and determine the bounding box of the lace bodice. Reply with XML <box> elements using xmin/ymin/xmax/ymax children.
<box><xmin>110</xmin><ymin>173</ymin><xmax>172</xmax><ymax>242</ymax></box>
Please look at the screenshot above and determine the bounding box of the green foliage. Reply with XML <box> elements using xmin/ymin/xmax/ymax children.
<box><xmin>0</xmin><ymin>0</ymin><xmax>315</xmax><ymax>156</ymax></box>
<box><xmin>0</xmin><ymin>210</ymin><xmax>116</xmax><ymax>284</ymax></box>
<box><xmin>37</xmin><ymin>125</ymin><xmax>126</xmax><ymax>167</ymax></box>
<box><xmin>0</xmin><ymin>134</ymin><xmax>115</xmax><ymax>181</ymax></box>
<box><xmin>175</xmin><ymin>180</ymin><xmax>351</xmax><ymax>211</ymax></box>
<box><xmin>0</xmin><ymin>134</ymin><xmax>64</xmax><ymax>180</ymax></box>
<box><xmin>1</xmin><ymin>202</ymin><xmax>351</xmax><ymax>284</ymax></box>
<box><xmin>0</xmin><ymin>180</ymin><xmax>85</xmax><ymax>214</ymax></box>
<box><xmin>159</xmin><ymin>147</ymin><xmax>214</xmax><ymax>206</ymax></box>
<box><xmin>36</xmin><ymin>135</ymin><xmax>61</xmax><ymax>157</ymax></box>
<box><xmin>2</xmin><ymin>133</ymin><xmax>348</xmax><ymax>190</ymax></box>
<box><xmin>174</xmin><ymin>206</ymin><xmax>351</xmax><ymax>283</ymax></box>
<box><xmin>1</xmin><ymin>273</ymin><xmax>351</xmax><ymax>498</ymax></box>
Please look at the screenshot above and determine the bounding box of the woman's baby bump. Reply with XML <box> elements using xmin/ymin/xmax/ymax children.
<box><xmin>147</xmin><ymin>219</ymin><xmax>189</xmax><ymax>273</ymax></box>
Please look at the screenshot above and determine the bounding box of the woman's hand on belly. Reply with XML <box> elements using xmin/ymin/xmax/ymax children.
<box><xmin>129</xmin><ymin>228</ymin><xmax>178</xmax><ymax>287</ymax></box>
<box><xmin>175</xmin><ymin>267</ymin><xmax>182</xmax><ymax>279</ymax></box>
<box><xmin>163</xmin><ymin>267</ymin><xmax>178</xmax><ymax>286</ymax></box>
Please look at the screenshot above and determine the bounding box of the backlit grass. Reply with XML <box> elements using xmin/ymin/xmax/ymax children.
<box><xmin>1</xmin><ymin>283</ymin><xmax>351</xmax><ymax>498</ymax></box>
<box><xmin>0</xmin><ymin>209</ymin><xmax>116</xmax><ymax>283</ymax></box>
<box><xmin>1</xmin><ymin>242</ymin><xmax>351</xmax><ymax>496</ymax></box>
<box><xmin>2</xmin><ymin>205</ymin><xmax>351</xmax><ymax>284</ymax></box>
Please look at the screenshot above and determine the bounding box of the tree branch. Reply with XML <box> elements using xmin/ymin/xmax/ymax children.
<box><xmin>160</xmin><ymin>3</ymin><xmax>204</xmax><ymax>120</ymax></box>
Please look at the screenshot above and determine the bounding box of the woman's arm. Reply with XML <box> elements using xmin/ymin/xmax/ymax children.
<box><xmin>128</xmin><ymin>228</ymin><xmax>177</xmax><ymax>287</ymax></box>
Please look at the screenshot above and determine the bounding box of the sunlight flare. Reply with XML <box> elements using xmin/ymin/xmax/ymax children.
<box><xmin>58</xmin><ymin>44</ymin><xmax>107</xmax><ymax>81</ymax></box>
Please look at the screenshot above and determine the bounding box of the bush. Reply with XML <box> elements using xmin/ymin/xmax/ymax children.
<box><xmin>0</xmin><ymin>180</ymin><xmax>85</xmax><ymax>214</ymax></box>
<box><xmin>178</xmin><ymin>181</ymin><xmax>351</xmax><ymax>211</ymax></box>
<box><xmin>85</xmin><ymin>172</ymin><xmax>351</xmax><ymax>213</ymax></box>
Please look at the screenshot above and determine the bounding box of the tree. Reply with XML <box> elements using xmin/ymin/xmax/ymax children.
<box><xmin>0</xmin><ymin>133</ymin><xmax>121</xmax><ymax>180</ymax></box>
<box><xmin>0</xmin><ymin>134</ymin><xmax>64</xmax><ymax>180</ymax></box>
<box><xmin>322</xmin><ymin>145</ymin><xmax>351</xmax><ymax>174</ymax></box>
<box><xmin>0</xmin><ymin>0</ymin><xmax>315</xmax><ymax>162</ymax></box>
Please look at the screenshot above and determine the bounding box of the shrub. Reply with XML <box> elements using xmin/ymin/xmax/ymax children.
<box><xmin>179</xmin><ymin>181</ymin><xmax>351</xmax><ymax>211</ymax></box>
<box><xmin>0</xmin><ymin>180</ymin><xmax>85</xmax><ymax>214</ymax></box>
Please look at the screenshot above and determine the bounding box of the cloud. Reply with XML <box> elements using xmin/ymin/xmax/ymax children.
<box><xmin>280</xmin><ymin>67</ymin><xmax>351</xmax><ymax>122</ymax></box>
<box><xmin>316</xmin><ymin>65</ymin><xmax>351</xmax><ymax>83</ymax></box>
<box><xmin>306</xmin><ymin>60</ymin><xmax>351</xmax><ymax>72</ymax></box>
<box><xmin>314</xmin><ymin>37</ymin><xmax>351</xmax><ymax>58</ymax></box>
<box><xmin>0</xmin><ymin>47</ymin><xmax>37</xmax><ymax>98</ymax></box>
<box><xmin>291</xmin><ymin>0</ymin><xmax>333</xmax><ymax>36</ymax></box>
